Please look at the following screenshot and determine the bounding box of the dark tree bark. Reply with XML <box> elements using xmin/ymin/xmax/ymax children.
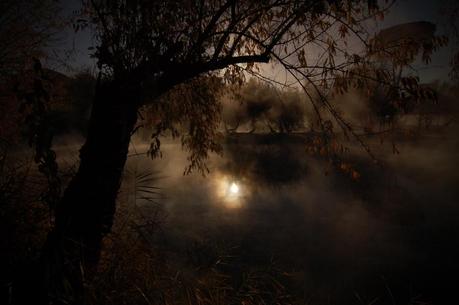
<box><xmin>36</xmin><ymin>79</ymin><xmax>141</xmax><ymax>304</ymax></box>
<box><xmin>10</xmin><ymin>35</ymin><xmax>272</xmax><ymax>305</ymax></box>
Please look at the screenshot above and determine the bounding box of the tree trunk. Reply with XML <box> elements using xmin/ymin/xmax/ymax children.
<box><xmin>37</xmin><ymin>79</ymin><xmax>139</xmax><ymax>304</ymax></box>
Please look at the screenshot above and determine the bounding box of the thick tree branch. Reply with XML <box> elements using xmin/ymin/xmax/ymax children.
<box><xmin>141</xmin><ymin>53</ymin><xmax>270</xmax><ymax>103</ymax></box>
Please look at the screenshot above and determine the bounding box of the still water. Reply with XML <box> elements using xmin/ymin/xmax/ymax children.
<box><xmin>86</xmin><ymin>130</ymin><xmax>456</xmax><ymax>304</ymax></box>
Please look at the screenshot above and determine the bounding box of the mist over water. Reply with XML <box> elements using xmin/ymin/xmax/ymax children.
<box><xmin>102</xmin><ymin>126</ymin><xmax>458</xmax><ymax>304</ymax></box>
<box><xmin>42</xmin><ymin>90</ymin><xmax>459</xmax><ymax>304</ymax></box>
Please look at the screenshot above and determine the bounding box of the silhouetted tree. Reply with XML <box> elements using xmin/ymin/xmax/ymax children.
<box><xmin>0</xmin><ymin>0</ymin><xmax>61</xmax><ymax>144</ymax></box>
<box><xmin>441</xmin><ymin>0</ymin><xmax>459</xmax><ymax>81</ymax></box>
<box><xmin>30</xmin><ymin>1</ymin><xmax>447</xmax><ymax>304</ymax></box>
<box><xmin>222</xmin><ymin>80</ymin><xmax>308</xmax><ymax>133</ymax></box>
<box><xmin>0</xmin><ymin>0</ymin><xmax>60</xmax><ymax>80</ymax></box>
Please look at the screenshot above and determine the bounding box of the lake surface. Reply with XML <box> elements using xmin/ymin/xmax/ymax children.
<box><xmin>55</xmin><ymin>131</ymin><xmax>459</xmax><ymax>304</ymax></box>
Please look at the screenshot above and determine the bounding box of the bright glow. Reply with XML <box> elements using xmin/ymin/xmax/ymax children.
<box><xmin>213</xmin><ymin>174</ymin><xmax>245</xmax><ymax>209</ymax></box>
<box><xmin>229</xmin><ymin>182</ymin><xmax>239</xmax><ymax>195</ymax></box>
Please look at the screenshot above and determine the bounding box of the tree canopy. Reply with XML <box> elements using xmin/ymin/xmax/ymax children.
<box><xmin>73</xmin><ymin>1</ymin><xmax>386</xmax><ymax>169</ymax></box>
<box><xmin>4</xmin><ymin>2</ymin><xmax>452</xmax><ymax>304</ymax></box>
<box><xmin>0</xmin><ymin>0</ymin><xmax>61</xmax><ymax>79</ymax></box>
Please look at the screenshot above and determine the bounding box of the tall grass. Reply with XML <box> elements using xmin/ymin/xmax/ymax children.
<box><xmin>83</xmin><ymin>162</ymin><xmax>297</xmax><ymax>305</ymax></box>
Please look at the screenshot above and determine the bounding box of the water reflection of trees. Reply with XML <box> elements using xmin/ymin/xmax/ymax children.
<box><xmin>223</xmin><ymin>133</ymin><xmax>310</xmax><ymax>186</ymax></box>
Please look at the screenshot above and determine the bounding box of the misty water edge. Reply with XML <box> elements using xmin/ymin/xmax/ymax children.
<box><xmin>53</xmin><ymin>128</ymin><xmax>459</xmax><ymax>304</ymax></box>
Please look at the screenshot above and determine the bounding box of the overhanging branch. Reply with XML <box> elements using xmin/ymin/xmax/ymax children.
<box><xmin>141</xmin><ymin>53</ymin><xmax>271</xmax><ymax>104</ymax></box>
